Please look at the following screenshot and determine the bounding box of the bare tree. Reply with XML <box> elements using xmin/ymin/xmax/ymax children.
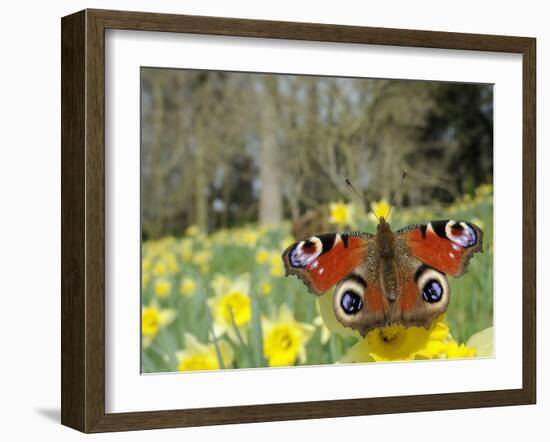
<box><xmin>258</xmin><ymin>76</ymin><xmax>283</xmax><ymax>224</ymax></box>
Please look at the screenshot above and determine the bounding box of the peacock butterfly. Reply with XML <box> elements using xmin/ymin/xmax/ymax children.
<box><xmin>282</xmin><ymin>216</ymin><xmax>483</xmax><ymax>336</ymax></box>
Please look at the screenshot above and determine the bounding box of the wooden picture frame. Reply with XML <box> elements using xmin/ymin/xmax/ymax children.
<box><xmin>61</xmin><ymin>8</ymin><xmax>536</xmax><ymax>433</ymax></box>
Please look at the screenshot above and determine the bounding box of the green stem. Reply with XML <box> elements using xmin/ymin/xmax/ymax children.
<box><xmin>229</xmin><ymin>306</ymin><xmax>247</xmax><ymax>349</ymax></box>
<box><xmin>229</xmin><ymin>307</ymin><xmax>251</xmax><ymax>367</ymax></box>
<box><xmin>205</xmin><ymin>307</ymin><xmax>225</xmax><ymax>369</ymax></box>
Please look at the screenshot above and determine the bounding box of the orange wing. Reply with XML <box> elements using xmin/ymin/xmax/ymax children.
<box><xmin>397</xmin><ymin>220</ymin><xmax>483</xmax><ymax>277</ymax></box>
<box><xmin>282</xmin><ymin>232</ymin><xmax>371</xmax><ymax>295</ymax></box>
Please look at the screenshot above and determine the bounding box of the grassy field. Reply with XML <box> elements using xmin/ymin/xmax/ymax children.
<box><xmin>141</xmin><ymin>184</ymin><xmax>493</xmax><ymax>373</ymax></box>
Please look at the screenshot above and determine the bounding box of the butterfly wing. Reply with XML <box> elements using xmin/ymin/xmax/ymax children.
<box><xmin>331</xmin><ymin>271</ymin><xmax>391</xmax><ymax>337</ymax></box>
<box><xmin>396</xmin><ymin>220</ymin><xmax>483</xmax><ymax>277</ymax></box>
<box><xmin>282</xmin><ymin>232</ymin><xmax>372</xmax><ymax>295</ymax></box>
<box><xmin>392</xmin><ymin>256</ymin><xmax>451</xmax><ymax>330</ymax></box>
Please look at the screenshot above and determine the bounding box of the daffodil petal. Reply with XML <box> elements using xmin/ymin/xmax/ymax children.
<box><xmin>218</xmin><ymin>339</ymin><xmax>235</xmax><ymax>367</ymax></box>
<box><xmin>183</xmin><ymin>333</ymin><xmax>210</xmax><ymax>354</ymax></box>
<box><xmin>466</xmin><ymin>326</ymin><xmax>494</xmax><ymax>357</ymax></box>
<box><xmin>318</xmin><ymin>293</ymin><xmax>360</xmax><ymax>338</ymax></box>
<box><xmin>338</xmin><ymin>339</ymin><xmax>375</xmax><ymax>363</ymax></box>
<box><xmin>301</xmin><ymin>322</ymin><xmax>315</xmax><ymax>338</ymax></box>
<box><xmin>158</xmin><ymin>309</ymin><xmax>177</xmax><ymax>327</ymax></box>
<box><xmin>278</xmin><ymin>304</ymin><xmax>295</xmax><ymax>323</ymax></box>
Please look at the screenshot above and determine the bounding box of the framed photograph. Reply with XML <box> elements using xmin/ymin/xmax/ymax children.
<box><xmin>61</xmin><ymin>9</ymin><xmax>536</xmax><ymax>433</ymax></box>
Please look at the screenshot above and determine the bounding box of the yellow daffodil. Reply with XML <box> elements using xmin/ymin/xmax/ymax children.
<box><xmin>152</xmin><ymin>260</ymin><xmax>168</xmax><ymax>277</ymax></box>
<box><xmin>141</xmin><ymin>299</ymin><xmax>176</xmax><ymax>348</ymax></box>
<box><xmin>476</xmin><ymin>183</ymin><xmax>493</xmax><ymax>196</ymax></box>
<box><xmin>211</xmin><ymin>273</ymin><xmax>232</xmax><ymax>295</ymax></box>
<box><xmin>444</xmin><ymin>341</ymin><xmax>477</xmax><ymax>359</ymax></box>
<box><xmin>256</xmin><ymin>249</ymin><xmax>285</xmax><ymax>277</ymax></box>
<box><xmin>279</xmin><ymin>236</ymin><xmax>295</xmax><ymax>250</ymax></box>
<box><xmin>191</xmin><ymin>249</ymin><xmax>211</xmax><ymax>274</ymax></box>
<box><xmin>475</xmin><ymin>183</ymin><xmax>493</xmax><ymax>203</ymax></box>
<box><xmin>178</xmin><ymin>239</ymin><xmax>194</xmax><ymax>262</ymax></box>
<box><xmin>185</xmin><ymin>224</ymin><xmax>201</xmax><ymax>237</ymax></box>
<box><xmin>370</xmin><ymin>198</ymin><xmax>391</xmax><ymax>220</ymax></box>
<box><xmin>142</xmin><ymin>272</ymin><xmax>151</xmax><ymax>288</ymax></box>
<box><xmin>241</xmin><ymin>229</ymin><xmax>259</xmax><ymax>247</ymax></box>
<box><xmin>270</xmin><ymin>253</ymin><xmax>285</xmax><ymax>278</ymax></box>
<box><xmin>262</xmin><ymin>304</ymin><xmax>314</xmax><ymax>367</ymax></box>
<box><xmin>191</xmin><ymin>249</ymin><xmax>211</xmax><ymax>266</ymax></box>
<box><xmin>176</xmin><ymin>333</ymin><xmax>234</xmax><ymax>371</ymax></box>
<box><xmin>258</xmin><ymin>280</ymin><xmax>273</xmax><ymax>296</ymax></box>
<box><xmin>256</xmin><ymin>248</ymin><xmax>270</xmax><ymax>264</ymax></box>
<box><xmin>154</xmin><ymin>279</ymin><xmax>172</xmax><ymax>298</ymax></box>
<box><xmin>471</xmin><ymin>217</ymin><xmax>485</xmax><ymax>230</ymax></box>
<box><xmin>164</xmin><ymin>253</ymin><xmax>179</xmax><ymax>273</ymax></box>
<box><xmin>179</xmin><ymin>277</ymin><xmax>197</xmax><ymax>297</ymax></box>
<box><xmin>142</xmin><ymin>257</ymin><xmax>152</xmax><ymax>273</ymax></box>
<box><xmin>208</xmin><ymin>274</ymin><xmax>251</xmax><ymax>343</ymax></box>
<box><xmin>227</xmin><ymin>226</ymin><xmax>260</xmax><ymax>247</ymax></box>
<box><xmin>328</xmin><ymin>201</ymin><xmax>354</xmax><ymax>227</ymax></box>
<box><xmin>313</xmin><ymin>315</ymin><xmax>332</xmax><ymax>345</ymax></box>
<box><xmin>143</xmin><ymin>236</ymin><xmax>177</xmax><ymax>261</ymax></box>
<box><xmin>339</xmin><ymin>315</ymin><xmax>451</xmax><ymax>363</ymax></box>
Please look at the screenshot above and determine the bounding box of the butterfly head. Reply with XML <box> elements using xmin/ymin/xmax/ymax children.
<box><xmin>376</xmin><ymin>216</ymin><xmax>395</xmax><ymax>258</ymax></box>
<box><xmin>345</xmin><ymin>171</ymin><xmax>407</xmax><ymax>224</ymax></box>
<box><xmin>377</xmin><ymin>216</ymin><xmax>391</xmax><ymax>230</ymax></box>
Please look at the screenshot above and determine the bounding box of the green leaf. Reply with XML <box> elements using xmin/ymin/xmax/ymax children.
<box><xmin>249</xmin><ymin>287</ymin><xmax>266</xmax><ymax>367</ymax></box>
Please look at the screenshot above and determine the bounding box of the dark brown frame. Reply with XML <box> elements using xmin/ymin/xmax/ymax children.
<box><xmin>61</xmin><ymin>8</ymin><xmax>536</xmax><ymax>433</ymax></box>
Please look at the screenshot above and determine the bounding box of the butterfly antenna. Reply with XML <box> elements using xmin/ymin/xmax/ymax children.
<box><xmin>386</xmin><ymin>170</ymin><xmax>407</xmax><ymax>220</ymax></box>
<box><xmin>345</xmin><ymin>178</ymin><xmax>379</xmax><ymax>222</ymax></box>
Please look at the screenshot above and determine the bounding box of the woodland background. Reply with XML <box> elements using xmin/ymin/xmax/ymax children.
<box><xmin>141</xmin><ymin>69</ymin><xmax>493</xmax><ymax>239</ymax></box>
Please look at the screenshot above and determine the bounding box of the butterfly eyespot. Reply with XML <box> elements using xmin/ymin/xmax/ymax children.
<box><xmin>422</xmin><ymin>279</ymin><xmax>443</xmax><ymax>303</ymax></box>
<box><xmin>288</xmin><ymin>237</ymin><xmax>323</xmax><ymax>268</ymax></box>
<box><xmin>415</xmin><ymin>267</ymin><xmax>449</xmax><ymax>309</ymax></box>
<box><xmin>445</xmin><ymin>221</ymin><xmax>478</xmax><ymax>248</ymax></box>
<box><xmin>334</xmin><ymin>276</ymin><xmax>367</xmax><ymax>321</ymax></box>
<box><xmin>340</xmin><ymin>291</ymin><xmax>363</xmax><ymax>315</ymax></box>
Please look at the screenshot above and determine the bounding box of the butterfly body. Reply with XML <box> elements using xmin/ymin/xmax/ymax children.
<box><xmin>282</xmin><ymin>218</ymin><xmax>483</xmax><ymax>336</ymax></box>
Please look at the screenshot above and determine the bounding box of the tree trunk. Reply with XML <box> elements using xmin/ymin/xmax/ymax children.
<box><xmin>194</xmin><ymin>137</ymin><xmax>209</xmax><ymax>233</ymax></box>
<box><xmin>149</xmin><ymin>75</ymin><xmax>165</xmax><ymax>238</ymax></box>
<box><xmin>259</xmin><ymin>77</ymin><xmax>283</xmax><ymax>224</ymax></box>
